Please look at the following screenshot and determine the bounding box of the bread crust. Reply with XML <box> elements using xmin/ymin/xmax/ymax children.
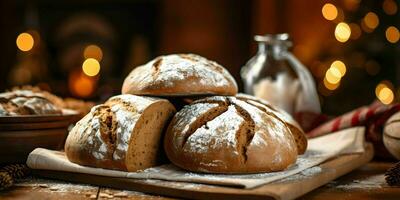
<box><xmin>122</xmin><ymin>54</ymin><xmax>238</xmax><ymax>96</ymax></box>
<box><xmin>0</xmin><ymin>90</ymin><xmax>62</xmax><ymax>116</ymax></box>
<box><xmin>164</xmin><ymin>96</ymin><xmax>297</xmax><ymax>174</ymax></box>
<box><xmin>236</xmin><ymin>93</ymin><xmax>308</xmax><ymax>154</ymax></box>
<box><xmin>65</xmin><ymin>94</ymin><xmax>176</xmax><ymax>171</ymax></box>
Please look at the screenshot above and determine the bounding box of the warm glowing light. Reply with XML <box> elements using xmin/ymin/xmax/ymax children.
<box><xmin>361</xmin><ymin>20</ymin><xmax>373</xmax><ymax>33</ymax></box>
<box><xmin>84</xmin><ymin>44</ymin><xmax>103</xmax><ymax>61</ymax></box>
<box><xmin>383</xmin><ymin>0</ymin><xmax>398</xmax><ymax>15</ymax></box>
<box><xmin>378</xmin><ymin>87</ymin><xmax>394</xmax><ymax>105</ymax></box>
<box><xmin>386</xmin><ymin>26</ymin><xmax>400</xmax><ymax>43</ymax></box>
<box><xmin>325</xmin><ymin>67</ymin><xmax>342</xmax><ymax>84</ymax></box>
<box><xmin>343</xmin><ymin>0</ymin><xmax>361</xmax><ymax>11</ymax></box>
<box><xmin>376</xmin><ymin>83</ymin><xmax>386</xmax><ymax>97</ymax></box>
<box><xmin>322</xmin><ymin>3</ymin><xmax>338</xmax><ymax>21</ymax></box>
<box><xmin>349</xmin><ymin>23</ymin><xmax>362</xmax><ymax>39</ymax></box>
<box><xmin>82</xmin><ymin>58</ymin><xmax>100</xmax><ymax>77</ymax></box>
<box><xmin>323</xmin><ymin>78</ymin><xmax>340</xmax><ymax>90</ymax></box>
<box><xmin>16</xmin><ymin>33</ymin><xmax>34</xmax><ymax>52</ymax></box>
<box><xmin>335</xmin><ymin>22</ymin><xmax>351</xmax><ymax>42</ymax></box>
<box><xmin>363</xmin><ymin>12</ymin><xmax>379</xmax><ymax>29</ymax></box>
<box><xmin>69</xmin><ymin>71</ymin><xmax>96</xmax><ymax>98</ymax></box>
<box><xmin>331</xmin><ymin>60</ymin><xmax>346</xmax><ymax>77</ymax></box>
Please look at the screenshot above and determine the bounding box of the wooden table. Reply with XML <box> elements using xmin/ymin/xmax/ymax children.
<box><xmin>1</xmin><ymin>162</ymin><xmax>399</xmax><ymax>200</ymax></box>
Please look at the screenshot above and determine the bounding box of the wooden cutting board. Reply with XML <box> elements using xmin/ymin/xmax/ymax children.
<box><xmin>33</xmin><ymin>143</ymin><xmax>373</xmax><ymax>200</ymax></box>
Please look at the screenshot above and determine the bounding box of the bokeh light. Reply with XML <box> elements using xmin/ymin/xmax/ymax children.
<box><xmin>331</xmin><ymin>60</ymin><xmax>346</xmax><ymax>77</ymax></box>
<box><xmin>383</xmin><ymin>0</ymin><xmax>398</xmax><ymax>15</ymax></box>
<box><xmin>325</xmin><ymin>67</ymin><xmax>342</xmax><ymax>84</ymax></box>
<box><xmin>363</xmin><ymin>12</ymin><xmax>379</xmax><ymax>30</ymax></box>
<box><xmin>82</xmin><ymin>58</ymin><xmax>100</xmax><ymax>77</ymax></box>
<box><xmin>335</xmin><ymin>22</ymin><xmax>351</xmax><ymax>42</ymax></box>
<box><xmin>386</xmin><ymin>26</ymin><xmax>400</xmax><ymax>43</ymax></box>
<box><xmin>378</xmin><ymin>87</ymin><xmax>394</xmax><ymax>104</ymax></box>
<box><xmin>16</xmin><ymin>32</ymin><xmax>34</xmax><ymax>52</ymax></box>
<box><xmin>376</xmin><ymin>82</ymin><xmax>395</xmax><ymax>105</ymax></box>
<box><xmin>324</xmin><ymin>77</ymin><xmax>340</xmax><ymax>90</ymax></box>
<box><xmin>322</xmin><ymin>3</ymin><xmax>338</xmax><ymax>21</ymax></box>
<box><xmin>69</xmin><ymin>71</ymin><xmax>96</xmax><ymax>98</ymax></box>
<box><xmin>84</xmin><ymin>44</ymin><xmax>103</xmax><ymax>61</ymax></box>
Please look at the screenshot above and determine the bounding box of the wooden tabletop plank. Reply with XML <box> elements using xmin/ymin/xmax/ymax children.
<box><xmin>0</xmin><ymin>177</ymin><xmax>99</xmax><ymax>200</ymax></box>
<box><xmin>98</xmin><ymin>187</ymin><xmax>176</xmax><ymax>200</ymax></box>
<box><xmin>1</xmin><ymin>162</ymin><xmax>400</xmax><ymax>200</ymax></box>
<box><xmin>299</xmin><ymin>162</ymin><xmax>400</xmax><ymax>200</ymax></box>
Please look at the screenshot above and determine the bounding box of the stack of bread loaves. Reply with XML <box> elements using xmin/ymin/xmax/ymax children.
<box><xmin>65</xmin><ymin>54</ymin><xmax>307</xmax><ymax>173</ymax></box>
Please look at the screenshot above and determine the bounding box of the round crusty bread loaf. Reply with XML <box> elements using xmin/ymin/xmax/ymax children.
<box><xmin>383</xmin><ymin>112</ymin><xmax>400</xmax><ymax>160</ymax></box>
<box><xmin>122</xmin><ymin>54</ymin><xmax>238</xmax><ymax>96</ymax></box>
<box><xmin>164</xmin><ymin>96</ymin><xmax>298</xmax><ymax>174</ymax></box>
<box><xmin>65</xmin><ymin>94</ymin><xmax>176</xmax><ymax>172</ymax></box>
<box><xmin>0</xmin><ymin>90</ymin><xmax>62</xmax><ymax>116</ymax></box>
<box><xmin>236</xmin><ymin>93</ymin><xmax>307</xmax><ymax>154</ymax></box>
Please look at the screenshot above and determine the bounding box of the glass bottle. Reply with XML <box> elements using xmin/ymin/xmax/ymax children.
<box><xmin>241</xmin><ymin>33</ymin><xmax>320</xmax><ymax>116</ymax></box>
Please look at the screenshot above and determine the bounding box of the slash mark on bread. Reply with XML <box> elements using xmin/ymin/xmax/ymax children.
<box><xmin>231</xmin><ymin>103</ymin><xmax>256</xmax><ymax>163</ymax></box>
<box><xmin>180</xmin><ymin>105</ymin><xmax>228</xmax><ymax>148</ymax></box>
<box><xmin>93</xmin><ymin>105</ymin><xmax>118</xmax><ymax>153</ymax></box>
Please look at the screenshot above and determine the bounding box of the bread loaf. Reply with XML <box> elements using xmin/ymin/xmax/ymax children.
<box><xmin>384</xmin><ymin>111</ymin><xmax>400</xmax><ymax>160</ymax></box>
<box><xmin>65</xmin><ymin>94</ymin><xmax>176</xmax><ymax>171</ymax></box>
<box><xmin>0</xmin><ymin>90</ymin><xmax>62</xmax><ymax>116</ymax></box>
<box><xmin>236</xmin><ymin>93</ymin><xmax>307</xmax><ymax>154</ymax></box>
<box><xmin>164</xmin><ymin>96</ymin><xmax>297</xmax><ymax>173</ymax></box>
<box><xmin>122</xmin><ymin>54</ymin><xmax>238</xmax><ymax>96</ymax></box>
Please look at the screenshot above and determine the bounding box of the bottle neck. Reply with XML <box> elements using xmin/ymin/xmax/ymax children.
<box><xmin>257</xmin><ymin>42</ymin><xmax>288</xmax><ymax>58</ymax></box>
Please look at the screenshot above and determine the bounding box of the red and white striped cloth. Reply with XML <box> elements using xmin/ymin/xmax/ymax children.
<box><xmin>304</xmin><ymin>102</ymin><xmax>400</xmax><ymax>159</ymax></box>
<box><xmin>307</xmin><ymin>102</ymin><xmax>400</xmax><ymax>138</ymax></box>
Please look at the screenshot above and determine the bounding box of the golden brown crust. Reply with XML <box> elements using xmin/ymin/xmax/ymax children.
<box><xmin>122</xmin><ymin>54</ymin><xmax>238</xmax><ymax>96</ymax></box>
<box><xmin>65</xmin><ymin>94</ymin><xmax>176</xmax><ymax>171</ymax></box>
<box><xmin>164</xmin><ymin>96</ymin><xmax>297</xmax><ymax>174</ymax></box>
<box><xmin>0</xmin><ymin>90</ymin><xmax>62</xmax><ymax>116</ymax></box>
<box><xmin>235</xmin><ymin>93</ymin><xmax>308</xmax><ymax>154</ymax></box>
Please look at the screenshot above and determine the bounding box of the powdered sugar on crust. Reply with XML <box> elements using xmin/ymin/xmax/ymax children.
<box><xmin>125</xmin><ymin>54</ymin><xmax>237</xmax><ymax>90</ymax></box>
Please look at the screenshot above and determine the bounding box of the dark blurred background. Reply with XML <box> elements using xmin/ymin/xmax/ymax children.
<box><xmin>0</xmin><ymin>0</ymin><xmax>398</xmax><ymax>115</ymax></box>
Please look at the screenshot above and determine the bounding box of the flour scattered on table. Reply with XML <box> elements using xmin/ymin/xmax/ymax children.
<box><xmin>15</xmin><ymin>178</ymin><xmax>96</xmax><ymax>193</ymax></box>
<box><xmin>333</xmin><ymin>174</ymin><xmax>386</xmax><ymax>190</ymax></box>
<box><xmin>301</xmin><ymin>166</ymin><xmax>322</xmax><ymax>176</ymax></box>
<box><xmin>278</xmin><ymin>166</ymin><xmax>322</xmax><ymax>182</ymax></box>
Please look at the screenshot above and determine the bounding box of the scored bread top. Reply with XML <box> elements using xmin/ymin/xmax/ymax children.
<box><xmin>164</xmin><ymin>96</ymin><xmax>298</xmax><ymax>173</ymax></box>
<box><xmin>65</xmin><ymin>94</ymin><xmax>173</xmax><ymax>171</ymax></box>
<box><xmin>235</xmin><ymin>93</ymin><xmax>307</xmax><ymax>154</ymax></box>
<box><xmin>122</xmin><ymin>54</ymin><xmax>238</xmax><ymax>96</ymax></box>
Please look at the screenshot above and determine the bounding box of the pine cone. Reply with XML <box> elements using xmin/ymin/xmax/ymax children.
<box><xmin>0</xmin><ymin>164</ymin><xmax>31</xmax><ymax>179</ymax></box>
<box><xmin>0</xmin><ymin>172</ymin><xmax>14</xmax><ymax>191</ymax></box>
<box><xmin>385</xmin><ymin>161</ymin><xmax>400</xmax><ymax>186</ymax></box>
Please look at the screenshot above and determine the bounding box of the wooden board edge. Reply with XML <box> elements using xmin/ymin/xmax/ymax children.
<box><xmin>32</xmin><ymin>144</ymin><xmax>374</xmax><ymax>200</ymax></box>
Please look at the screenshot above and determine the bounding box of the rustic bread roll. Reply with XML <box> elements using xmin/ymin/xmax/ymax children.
<box><xmin>236</xmin><ymin>93</ymin><xmax>307</xmax><ymax>154</ymax></box>
<box><xmin>122</xmin><ymin>54</ymin><xmax>238</xmax><ymax>96</ymax></box>
<box><xmin>65</xmin><ymin>94</ymin><xmax>176</xmax><ymax>172</ymax></box>
<box><xmin>164</xmin><ymin>96</ymin><xmax>297</xmax><ymax>174</ymax></box>
<box><xmin>0</xmin><ymin>90</ymin><xmax>62</xmax><ymax>116</ymax></box>
<box><xmin>383</xmin><ymin>112</ymin><xmax>400</xmax><ymax>160</ymax></box>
